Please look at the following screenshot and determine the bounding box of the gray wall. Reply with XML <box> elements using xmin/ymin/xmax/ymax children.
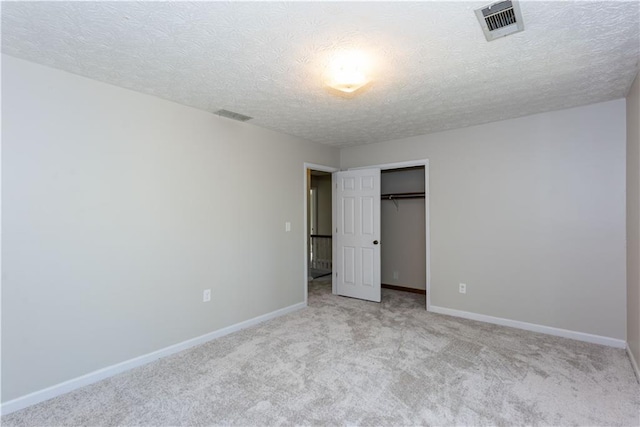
<box><xmin>1</xmin><ymin>55</ymin><xmax>339</xmax><ymax>401</ymax></box>
<box><xmin>342</xmin><ymin>99</ymin><xmax>627</xmax><ymax>340</ymax></box>
<box><xmin>627</xmin><ymin>72</ymin><xmax>640</xmax><ymax>370</ymax></box>
<box><xmin>381</xmin><ymin>169</ymin><xmax>426</xmax><ymax>290</ymax></box>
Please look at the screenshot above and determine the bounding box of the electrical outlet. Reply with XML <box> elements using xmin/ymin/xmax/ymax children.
<box><xmin>459</xmin><ymin>283</ymin><xmax>467</xmax><ymax>294</ymax></box>
<box><xmin>393</xmin><ymin>271</ymin><xmax>399</xmax><ymax>280</ymax></box>
<box><xmin>203</xmin><ymin>289</ymin><xmax>211</xmax><ymax>302</ymax></box>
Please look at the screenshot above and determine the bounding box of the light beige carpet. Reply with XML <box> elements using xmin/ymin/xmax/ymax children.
<box><xmin>3</xmin><ymin>281</ymin><xmax>639</xmax><ymax>426</ymax></box>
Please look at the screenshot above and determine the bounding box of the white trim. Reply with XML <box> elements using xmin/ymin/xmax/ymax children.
<box><xmin>304</xmin><ymin>163</ymin><xmax>338</xmax><ymax>173</ymax></box>
<box><xmin>331</xmin><ymin>172</ymin><xmax>337</xmax><ymax>295</ymax></box>
<box><xmin>1</xmin><ymin>302</ymin><xmax>306</xmax><ymax>415</ymax></box>
<box><xmin>303</xmin><ymin>163</ymin><xmax>339</xmax><ymax>302</ymax></box>
<box><xmin>628</xmin><ymin>345</ymin><xmax>640</xmax><ymax>383</ymax></box>
<box><xmin>430</xmin><ymin>305</ymin><xmax>626</xmax><ymax>348</ymax></box>
<box><xmin>424</xmin><ymin>161</ymin><xmax>431</xmax><ymax>311</ymax></box>
<box><xmin>349</xmin><ymin>159</ymin><xmax>431</xmax><ymax>311</ymax></box>
<box><xmin>349</xmin><ymin>160</ymin><xmax>426</xmax><ymax>171</ymax></box>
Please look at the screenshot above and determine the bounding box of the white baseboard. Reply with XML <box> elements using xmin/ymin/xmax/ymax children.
<box><xmin>429</xmin><ymin>305</ymin><xmax>626</xmax><ymax>349</ymax></box>
<box><xmin>1</xmin><ymin>302</ymin><xmax>307</xmax><ymax>415</ymax></box>
<box><xmin>627</xmin><ymin>345</ymin><xmax>640</xmax><ymax>383</ymax></box>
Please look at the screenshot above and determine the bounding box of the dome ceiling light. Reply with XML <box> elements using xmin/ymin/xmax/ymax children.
<box><xmin>326</xmin><ymin>50</ymin><xmax>371</xmax><ymax>94</ymax></box>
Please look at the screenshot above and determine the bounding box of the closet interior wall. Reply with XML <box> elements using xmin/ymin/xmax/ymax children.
<box><xmin>381</xmin><ymin>167</ymin><xmax>427</xmax><ymax>291</ymax></box>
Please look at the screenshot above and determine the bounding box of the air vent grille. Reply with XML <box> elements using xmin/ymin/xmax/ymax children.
<box><xmin>214</xmin><ymin>109</ymin><xmax>252</xmax><ymax>122</ymax></box>
<box><xmin>484</xmin><ymin>6</ymin><xmax>516</xmax><ymax>31</ymax></box>
<box><xmin>475</xmin><ymin>0</ymin><xmax>524</xmax><ymax>41</ymax></box>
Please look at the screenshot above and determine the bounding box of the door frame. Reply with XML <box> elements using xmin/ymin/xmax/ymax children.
<box><xmin>347</xmin><ymin>160</ymin><xmax>431</xmax><ymax>311</ymax></box>
<box><xmin>303</xmin><ymin>163</ymin><xmax>339</xmax><ymax>306</ymax></box>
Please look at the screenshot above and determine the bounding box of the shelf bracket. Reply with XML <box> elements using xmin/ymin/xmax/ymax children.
<box><xmin>389</xmin><ymin>195</ymin><xmax>399</xmax><ymax>211</ymax></box>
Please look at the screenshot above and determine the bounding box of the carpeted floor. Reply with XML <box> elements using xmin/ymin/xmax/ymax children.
<box><xmin>3</xmin><ymin>280</ymin><xmax>639</xmax><ymax>426</ymax></box>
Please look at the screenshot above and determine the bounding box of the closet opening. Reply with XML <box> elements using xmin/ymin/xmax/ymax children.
<box><xmin>381</xmin><ymin>166</ymin><xmax>427</xmax><ymax>305</ymax></box>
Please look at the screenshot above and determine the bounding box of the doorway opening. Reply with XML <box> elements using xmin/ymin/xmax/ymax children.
<box><xmin>308</xmin><ymin>170</ymin><xmax>333</xmax><ymax>280</ymax></box>
<box><xmin>303</xmin><ymin>163</ymin><xmax>338</xmax><ymax>306</ymax></box>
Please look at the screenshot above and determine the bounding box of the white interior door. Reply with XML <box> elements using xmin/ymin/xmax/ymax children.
<box><xmin>334</xmin><ymin>169</ymin><xmax>381</xmax><ymax>302</ymax></box>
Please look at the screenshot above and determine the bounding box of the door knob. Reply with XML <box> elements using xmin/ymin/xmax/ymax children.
<box><xmin>373</xmin><ymin>240</ymin><xmax>379</xmax><ymax>245</ymax></box>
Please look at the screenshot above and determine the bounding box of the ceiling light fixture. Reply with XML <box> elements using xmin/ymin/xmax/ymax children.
<box><xmin>326</xmin><ymin>50</ymin><xmax>371</xmax><ymax>94</ymax></box>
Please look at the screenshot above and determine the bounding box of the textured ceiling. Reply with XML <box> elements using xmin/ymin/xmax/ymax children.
<box><xmin>2</xmin><ymin>1</ymin><xmax>639</xmax><ymax>147</ymax></box>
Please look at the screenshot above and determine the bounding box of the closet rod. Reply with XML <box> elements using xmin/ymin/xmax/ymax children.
<box><xmin>381</xmin><ymin>192</ymin><xmax>425</xmax><ymax>200</ymax></box>
<box><xmin>381</xmin><ymin>192</ymin><xmax>425</xmax><ymax>210</ymax></box>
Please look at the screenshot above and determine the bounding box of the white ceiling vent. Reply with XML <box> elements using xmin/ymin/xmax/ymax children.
<box><xmin>214</xmin><ymin>109</ymin><xmax>252</xmax><ymax>122</ymax></box>
<box><xmin>475</xmin><ymin>0</ymin><xmax>524</xmax><ymax>42</ymax></box>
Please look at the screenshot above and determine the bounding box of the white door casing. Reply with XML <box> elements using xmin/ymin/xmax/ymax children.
<box><xmin>334</xmin><ymin>169</ymin><xmax>381</xmax><ymax>302</ymax></box>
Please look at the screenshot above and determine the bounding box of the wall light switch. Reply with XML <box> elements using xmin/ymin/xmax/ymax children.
<box><xmin>285</xmin><ymin>222</ymin><xmax>291</xmax><ymax>232</ymax></box>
